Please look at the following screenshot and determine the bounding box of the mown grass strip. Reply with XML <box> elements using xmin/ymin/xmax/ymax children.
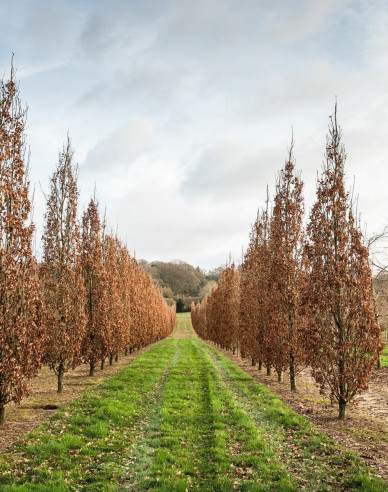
<box><xmin>124</xmin><ymin>338</ymin><xmax>231</xmax><ymax>490</ymax></box>
<box><xmin>198</xmin><ymin>338</ymin><xmax>387</xmax><ymax>491</ymax></box>
<box><xmin>122</xmin><ymin>314</ymin><xmax>295</xmax><ymax>490</ymax></box>
<box><xmin>193</xmin><ymin>344</ymin><xmax>295</xmax><ymax>491</ymax></box>
<box><xmin>0</xmin><ymin>341</ymin><xmax>177</xmax><ymax>491</ymax></box>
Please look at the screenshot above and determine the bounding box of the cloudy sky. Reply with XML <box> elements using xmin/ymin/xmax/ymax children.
<box><xmin>1</xmin><ymin>0</ymin><xmax>387</xmax><ymax>270</ymax></box>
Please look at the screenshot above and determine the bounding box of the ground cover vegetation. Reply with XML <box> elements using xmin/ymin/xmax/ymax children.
<box><xmin>382</xmin><ymin>345</ymin><xmax>388</xmax><ymax>367</ymax></box>
<box><xmin>0</xmin><ymin>315</ymin><xmax>385</xmax><ymax>491</ymax></box>
<box><xmin>192</xmin><ymin>107</ymin><xmax>384</xmax><ymax>420</ymax></box>
<box><xmin>0</xmin><ymin>63</ymin><xmax>175</xmax><ymax>424</ymax></box>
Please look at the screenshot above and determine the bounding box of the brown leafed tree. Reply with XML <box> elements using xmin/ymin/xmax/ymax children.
<box><xmin>220</xmin><ymin>265</ymin><xmax>240</xmax><ymax>354</ymax></box>
<box><xmin>0</xmin><ymin>64</ymin><xmax>44</xmax><ymax>423</ymax></box>
<box><xmin>81</xmin><ymin>199</ymin><xmax>110</xmax><ymax>376</ymax></box>
<box><xmin>40</xmin><ymin>136</ymin><xmax>86</xmax><ymax>392</ymax></box>
<box><xmin>247</xmin><ymin>202</ymin><xmax>273</xmax><ymax>375</ymax></box>
<box><xmin>268</xmin><ymin>140</ymin><xmax>307</xmax><ymax>389</ymax></box>
<box><xmin>103</xmin><ymin>234</ymin><xmax>124</xmax><ymax>365</ymax></box>
<box><xmin>115</xmin><ymin>239</ymin><xmax>131</xmax><ymax>357</ymax></box>
<box><xmin>305</xmin><ymin>105</ymin><xmax>383</xmax><ymax>419</ymax></box>
<box><xmin>239</xmin><ymin>210</ymin><xmax>270</xmax><ymax>369</ymax></box>
<box><xmin>192</xmin><ymin>265</ymin><xmax>239</xmax><ymax>354</ymax></box>
<box><xmin>191</xmin><ymin>297</ymin><xmax>208</xmax><ymax>340</ymax></box>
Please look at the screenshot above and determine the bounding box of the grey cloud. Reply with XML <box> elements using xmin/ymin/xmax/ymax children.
<box><xmin>82</xmin><ymin>118</ymin><xmax>155</xmax><ymax>173</ymax></box>
<box><xmin>181</xmin><ymin>141</ymin><xmax>282</xmax><ymax>200</ymax></box>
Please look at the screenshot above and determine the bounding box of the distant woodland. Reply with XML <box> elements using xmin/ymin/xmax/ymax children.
<box><xmin>138</xmin><ymin>260</ymin><xmax>222</xmax><ymax>311</ymax></box>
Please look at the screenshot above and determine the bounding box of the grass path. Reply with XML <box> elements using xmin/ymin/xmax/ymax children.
<box><xmin>0</xmin><ymin>314</ymin><xmax>386</xmax><ymax>491</ymax></box>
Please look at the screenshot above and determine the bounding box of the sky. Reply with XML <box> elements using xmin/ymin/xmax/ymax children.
<box><xmin>0</xmin><ymin>0</ymin><xmax>387</xmax><ymax>270</ymax></box>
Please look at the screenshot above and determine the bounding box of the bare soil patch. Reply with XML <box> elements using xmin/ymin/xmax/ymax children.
<box><xmin>0</xmin><ymin>342</ymin><xmax>159</xmax><ymax>453</ymax></box>
<box><xmin>208</xmin><ymin>341</ymin><xmax>388</xmax><ymax>483</ymax></box>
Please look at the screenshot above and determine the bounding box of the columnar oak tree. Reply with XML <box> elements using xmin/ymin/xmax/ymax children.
<box><xmin>191</xmin><ymin>291</ymin><xmax>211</xmax><ymax>341</ymax></box>
<box><xmin>268</xmin><ymin>141</ymin><xmax>306</xmax><ymax>390</ymax></box>
<box><xmin>0</xmin><ymin>65</ymin><xmax>44</xmax><ymax>423</ymax></box>
<box><xmin>239</xmin><ymin>208</ymin><xmax>271</xmax><ymax>369</ymax></box>
<box><xmin>40</xmin><ymin>137</ymin><xmax>86</xmax><ymax>392</ymax></box>
<box><xmin>305</xmin><ymin>106</ymin><xmax>383</xmax><ymax>419</ymax></box>
<box><xmin>250</xmin><ymin>205</ymin><xmax>273</xmax><ymax>375</ymax></box>
<box><xmin>192</xmin><ymin>266</ymin><xmax>239</xmax><ymax>353</ymax></box>
<box><xmin>115</xmin><ymin>238</ymin><xmax>131</xmax><ymax>359</ymax></box>
<box><xmin>81</xmin><ymin>199</ymin><xmax>110</xmax><ymax>376</ymax></box>
<box><xmin>103</xmin><ymin>234</ymin><xmax>122</xmax><ymax>366</ymax></box>
<box><xmin>221</xmin><ymin>265</ymin><xmax>240</xmax><ymax>354</ymax></box>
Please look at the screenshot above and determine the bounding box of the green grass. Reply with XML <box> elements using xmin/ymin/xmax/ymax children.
<box><xmin>0</xmin><ymin>314</ymin><xmax>386</xmax><ymax>491</ymax></box>
<box><xmin>381</xmin><ymin>345</ymin><xmax>388</xmax><ymax>367</ymax></box>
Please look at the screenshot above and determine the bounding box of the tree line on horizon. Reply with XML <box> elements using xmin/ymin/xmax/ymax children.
<box><xmin>191</xmin><ymin>106</ymin><xmax>384</xmax><ymax>420</ymax></box>
<box><xmin>139</xmin><ymin>260</ymin><xmax>222</xmax><ymax>311</ymax></box>
<box><xmin>0</xmin><ymin>65</ymin><xmax>175</xmax><ymax>424</ymax></box>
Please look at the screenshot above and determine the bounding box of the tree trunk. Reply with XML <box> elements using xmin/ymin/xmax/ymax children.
<box><xmin>289</xmin><ymin>353</ymin><xmax>296</xmax><ymax>391</ymax></box>
<box><xmin>57</xmin><ymin>362</ymin><xmax>65</xmax><ymax>393</ymax></box>
<box><xmin>251</xmin><ymin>357</ymin><xmax>255</xmax><ymax>366</ymax></box>
<box><xmin>0</xmin><ymin>407</ymin><xmax>5</xmax><ymax>425</ymax></box>
<box><xmin>115</xmin><ymin>354</ymin><xmax>118</xmax><ymax>362</ymax></box>
<box><xmin>101</xmin><ymin>359</ymin><xmax>105</xmax><ymax>370</ymax></box>
<box><xmin>89</xmin><ymin>363</ymin><xmax>95</xmax><ymax>376</ymax></box>
<box><xmin>338</xmin><ymin>398</ymin><xmax>346</xmax><ymax>420</ymax></box>
<box><xmin>377</xmin><ymin>355</ymin><xmax>382</xmax><ymax>369</ymax></box>
<box><xmin>266</xmin><ymin>366</ymin><xmax>271</xmax><ymax>376</ymax></box>
<box><xmin>277</xmin><ymin>370</ymin><xmax>282</xmax><ymax>382</ymax></box>
<box><xmin>124</xmin><ymin>349</ymin><xmax>128</xmax><ymax>356</ymax></box>
<box><xmin>109</xmin><ymin>354</ymin><xmax>113</xmax><ymax>366</ymax></box>
<box><xmin>258</xmin><ymin>361</ymin><xmax>262</xmax><ymax>371</ymax></box>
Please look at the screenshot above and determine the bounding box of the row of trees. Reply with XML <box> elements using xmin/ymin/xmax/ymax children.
<box><xmin>0</xmin><ymin>65</ymin><xmax>175</xmax><ymax>424</ymax></box>
<box><xmin>192</xmin><ymin>107</ymin><xmax>383</xmax><ymax>419</ymax></box>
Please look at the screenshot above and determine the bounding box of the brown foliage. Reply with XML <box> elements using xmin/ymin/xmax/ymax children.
<box><xmin>81</xmin><ymin>199</ymin><xmax>110</xmax><ymax>375</ymax></box>
<box><xmin>103</xmin><ymin>234</ymin><xmax>124</xmax><ymax>364</ymax></box>
<box><xmin>192</xmin><ymin>265</ymin><xmax>239</xmax><ymax>353</ymax></box>
<box><xmin>0</xmin><ymin>64</ymin><xmax>44</xmax><ymax>422</ymax></box>
<box><xmin>239</xmin><ymin>205</ymin><xmax>272</xmax><ymax>369</ymax></box>
<box><xmin>40</xmin><ymin>136</ymin><xmax>86</xmax><ymax>392</ymax></box>
<box><xmin>267</xmin><ymin>141</ymin><xmax>307</xmax><ymax>389</ymax></box>
<box><xmin>305</xmin><ymin>106</ymin><xmax>383</xmax><ymax>419</ymax></box>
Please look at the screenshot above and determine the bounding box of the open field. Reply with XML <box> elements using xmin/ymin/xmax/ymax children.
<box><xmin>0</xmin><ymin>314</ymin><xmax>385</xmax><ymax>490</ymax></box>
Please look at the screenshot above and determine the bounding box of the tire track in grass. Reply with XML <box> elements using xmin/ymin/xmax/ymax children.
<box><xmin>126</xmin><ymin>339</ymin><xmax>220</xmax><ymax>491</ymax></box>
<box><xmin>128</xmin><ymin>337</ymin><xmax>295</xmax><ymax>491</ymax></box>
<box><xmin>194</xmin><ymin>344</ymin><xmax>295</xmax><ymax>491</ymax></box>
<box><xmin>198</xmin><ymin>339</ymin><xmax>387</xmax><ymax>491</ymax></box>
<box><xmin>118</xmin><ymin>338</ymin><xmax>183</xmax><ymax>489</ymax></box>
